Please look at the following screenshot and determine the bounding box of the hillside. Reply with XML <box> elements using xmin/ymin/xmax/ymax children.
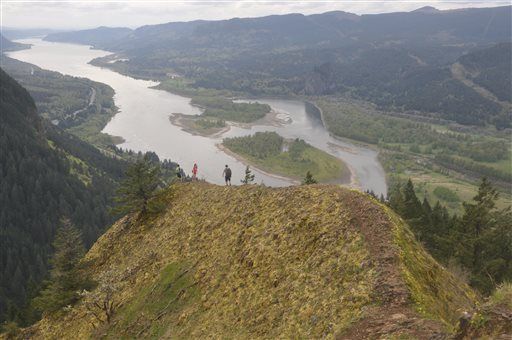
<box><xmin>2</xmin><ymin>56</ymin><xmax>120</xmax><ymax>147</ymax></box>
<box><xmin>0</xmin><ymin>34</ymin><xmax>29</xmax><ymax>52</ymax></box>
<box><xmin>44</xmin><ymin>27</ymin><xmax>132</xmax><ymax>47</ymax></box>
<box><xmin>19</xmin><ymin>183</ymin><xmax>483</xmax><ymax>338</ymax></box>
<box><xmin>0</xmin><ymin>69</ymin><xmax>127</xmax><ymax>324</ymax></box>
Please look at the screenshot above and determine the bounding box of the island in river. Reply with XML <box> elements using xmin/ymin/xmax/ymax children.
<box><xmin>222</xmin><ymin>132</ymin><xmax>350</xmax><ymax>184</ymax></box>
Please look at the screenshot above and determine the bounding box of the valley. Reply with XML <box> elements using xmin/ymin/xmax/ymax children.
<box><xmin>7</xmin><ymin>38</ymin><xmax>387</xmax><ymax>194</ymax></box>
<box><xmin>1</xmin><ymin>4</ymin><xmax>512</xmax><ymax>337</ymax></box>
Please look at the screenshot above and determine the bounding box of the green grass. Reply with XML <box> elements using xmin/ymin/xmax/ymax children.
<box><xmin>482</xmin><ymin>157</ymin><xmax>512</xmax><ymax>174</ymax></box>
<box><xmin>106</xmin><ymin>262</ymin><xmax>198</xmax><ymax>339</ymax></box>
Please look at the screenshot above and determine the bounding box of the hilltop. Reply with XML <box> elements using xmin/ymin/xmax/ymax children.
<box><xmin>18</xmin><ymin>182</ymin><xmax>484</xmax><ymax>338</ymax></box>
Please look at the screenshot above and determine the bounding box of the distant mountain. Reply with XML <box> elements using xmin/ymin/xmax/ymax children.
<box><xmin>411</xmin><ymin>6</ymin><xmax>441</xmax><ymax>13</ymax></box>
<box><xmin>43</xmin><ymin>6</ymin><xmax>511</xmax><ymax>127</ymax></box>
<box><xmin>0</xmin><ymin>69</ymin><xmax>127</xmax><ymax>324</ymax></box>
<box><xmin>1</xmin><ymin>28</ymin><xmax>61</xmax><ymax>40</ymax></box>
<box><xmin>44</xmin><ymin>26</ymin><xmax>132</xmax><ymax>47</ymax></box>
<box><xmin>0</xmin><ymin>33</ymin><xmax>29</xmax><ymax>52</ymax></box>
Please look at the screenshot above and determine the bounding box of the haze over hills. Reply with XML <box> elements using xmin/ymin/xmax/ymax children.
<box><xmin>44</xmin><ymin>6</ymin><xmax>512</xmax><ymax>128</ymax></box>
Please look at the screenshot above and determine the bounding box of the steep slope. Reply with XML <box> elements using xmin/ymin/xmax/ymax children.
<box><xmin>23</xmin><ymin>183</ymin><xmax>478</xmax><ymax>338</ymax></box>
<box><xmin>0</xmin><ymin>69</ymin><xmax>127</xmax><ymax>323</ymax></box>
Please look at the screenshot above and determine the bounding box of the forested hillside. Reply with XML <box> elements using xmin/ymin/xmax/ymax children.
<box><xmin>2</xmin><ymin>56</ymin><xmax>119</xmax><ymax>147</ymax></box>
<box><xmin>0</xmin><ymin>69</ymin><xmax>128</xmax><ymax>324</ymax></box>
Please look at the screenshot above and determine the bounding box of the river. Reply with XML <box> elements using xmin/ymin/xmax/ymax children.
<box><xmin>7</xmin><ymin>38</ymin><xmax>387</xmax><ymax>195</ymax></box>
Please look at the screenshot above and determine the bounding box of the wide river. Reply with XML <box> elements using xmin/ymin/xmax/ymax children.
<box><xmin>8</xmin><ymin>39</ymin><xmax>387</xmax><ymax>195</ymax></box>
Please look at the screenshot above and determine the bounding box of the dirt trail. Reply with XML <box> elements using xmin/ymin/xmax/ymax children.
<box><xmin>336</xmin><ymin>190</ymin><xmax>447</xmax><ymax>339</ymax></box>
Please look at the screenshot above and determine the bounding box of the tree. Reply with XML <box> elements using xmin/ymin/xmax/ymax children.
<box><xmin>454</xmin><ymin>178</ymin><xmax>512</xmax><ymax>293</ymax></box>
<box><xmin>32</xmin><ymin>219</ymin><xmax>90</xmax><ymax>313</ymax></box>
<box><xmin>303</xmin><ymin>171</ymin><xmax>317</xmax><ymax>185</ymax></box>
<box><xmin>80</xmin><ymin>271</ymin><xmax>121</xmax><ymax>328</ymax></box>
<box><xmin>241</xmin><ymin>165</ymin><xmax>255</xmax><ymax>184</ymax></box>
<box><xmin>113</xmin><ymin>157</ymin><xmax>162</xmax><ymax>215</ymax></box>
<box><xmin>402</xmin><ymin>179</ymin><xmax>422</xmax><ymax>219</ymax></box>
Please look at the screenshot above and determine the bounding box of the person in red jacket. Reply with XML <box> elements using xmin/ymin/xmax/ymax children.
<box><xmin>192</xmin><ymin>163</ymin><xmax>198</xmax><ymax>180</ymax></box>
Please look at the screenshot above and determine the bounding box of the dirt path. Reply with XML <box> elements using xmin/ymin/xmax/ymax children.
<box><xmin>336</xmin><ymin>190</ymin><xmax>447</xmax><ymax>339</ymax></box>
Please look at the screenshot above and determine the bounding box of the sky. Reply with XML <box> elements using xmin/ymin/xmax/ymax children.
<box><xmin>1</xmin><ymin>0</ymin><xmax>510</xmax><ymax>30</ymax></box>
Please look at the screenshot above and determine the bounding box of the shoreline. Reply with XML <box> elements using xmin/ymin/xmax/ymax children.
<box><xmin>168</xmin><ymin>109</ymin><xmax>288</xmax><ymax>138</ymax></box>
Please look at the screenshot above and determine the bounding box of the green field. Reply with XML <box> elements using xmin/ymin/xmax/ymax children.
<box><xmin>223</xmin><ymin>132</ymin><xmax>348</xmax><ymax>183</ymax></box>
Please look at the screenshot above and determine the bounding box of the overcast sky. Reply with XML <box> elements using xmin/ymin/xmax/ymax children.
<box><xmin>1</xmin><ymin>1</ymin><xmax>509</xmax><ymax>30</ymax></box>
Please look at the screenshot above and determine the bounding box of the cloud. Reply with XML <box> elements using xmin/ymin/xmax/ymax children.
<box><xmin>1</xmin><ymin>1</ymin><xmax>509</xmax><ymax>29</ymax></box>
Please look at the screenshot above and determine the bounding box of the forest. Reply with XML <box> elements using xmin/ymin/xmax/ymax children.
<box><xmin>384</xmin><ymin>178</ymin><xmax>512</xmax><ymax>295</ymax></box>
<box><xmin>317</xmin><ymin>98</ymin><xmax>512</xmax><ymax>188</ymax></box>
<box><xmin>0</xmin><ymin>69</ymin><xmax>129</xmax><ymax>325</ymax></box>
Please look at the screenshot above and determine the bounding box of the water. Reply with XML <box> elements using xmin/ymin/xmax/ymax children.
<box><xmin>7</xmin><ymin>39</ymin><xmax>387</xmax><ymax>195</ymax></box>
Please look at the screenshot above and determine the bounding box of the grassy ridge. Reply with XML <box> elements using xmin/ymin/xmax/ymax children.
<box><xmin>25</xmin><ymin>184</ymin><xmax>478</xmax><ymax>338</ymax></box>
<box><xmin>223</xmin><ymin>132</ymin><xmax>348</xmax><ymax>182</ymax></box>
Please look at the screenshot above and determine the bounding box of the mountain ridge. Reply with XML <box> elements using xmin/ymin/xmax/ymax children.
<box><xmin>18</xmin><ymin>182</ymin><xmax>479</xmax><ymax>338</ymax></box>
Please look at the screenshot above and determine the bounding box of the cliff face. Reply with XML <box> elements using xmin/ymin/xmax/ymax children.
<box><xmin>25</xmin><ymin>183</ymin><xmax>477</xmax><ymax>338</ymax></box>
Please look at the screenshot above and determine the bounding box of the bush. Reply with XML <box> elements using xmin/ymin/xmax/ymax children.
<box><xmin>433</xmin><ymin>186</ymin><xmax>460</xmax><ymax>202</ymax></box>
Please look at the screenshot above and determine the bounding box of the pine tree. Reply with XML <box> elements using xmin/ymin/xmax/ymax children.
<box><xmin>388</xmin><ymin>181</ymin><xmax>405</xmax><ymax>214</ymax></box>
<box><xmin>302</xmin><ymin>171</ymin><xmax>317</xmax><ymax>185</ymax></box>
<box><xmin>32</xmin><ymin>219</ymin><xmax>90</xmax><ymax>313</ymax></box>
<box><xmin>402</xmin><ymin>179</ymin><xmax>422</xmax><ymax>219</ymax></box>
<box><xmin>454</xmin><ymin>177</ymin><xmax>511</xmax><ymax>293</ymax></box>
<box><xmin>241</xmin><ymin>166</ymin><xmax>255</xmax><ymax>184</ymax></box>
<box><xmin>113</xmin><ymin>157</ymin><xmax>162</xmax><ymax>215</ymax></box>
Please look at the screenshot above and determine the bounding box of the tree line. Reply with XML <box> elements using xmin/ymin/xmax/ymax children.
<box><xmin>379</xmin><ymin>178</ymin><xmax>511</xmax><ymax>295</ymax></box>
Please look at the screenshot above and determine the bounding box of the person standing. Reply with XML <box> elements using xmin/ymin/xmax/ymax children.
<box><xmin>222</xmin><ymin>165</ymin><xmax>232</xmax><ymax>186</ymax></box>
<box><xmin>176</xmin><ymin>164</ymin><xmax>183</xmax><ymax>182</ymax></box>
<box><xmin>192</xmin><ymin>163</ymin><xmax>198</xmax><ymax>180</ymax></box>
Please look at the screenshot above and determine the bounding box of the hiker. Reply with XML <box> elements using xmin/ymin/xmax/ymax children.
<box><xmin>192</xmin><ymin>163</ymin><xmax>198</xmax><ymax>180</ymax></box>
<box><xmin>222</xmin><ymin>165</ymin><xmax>232</xmax><ymax>186</ymax></box>
<box><xmin>176</xmin><ymin>164</ymin><xmax>183</xmax><ymax>182</ymax></box>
